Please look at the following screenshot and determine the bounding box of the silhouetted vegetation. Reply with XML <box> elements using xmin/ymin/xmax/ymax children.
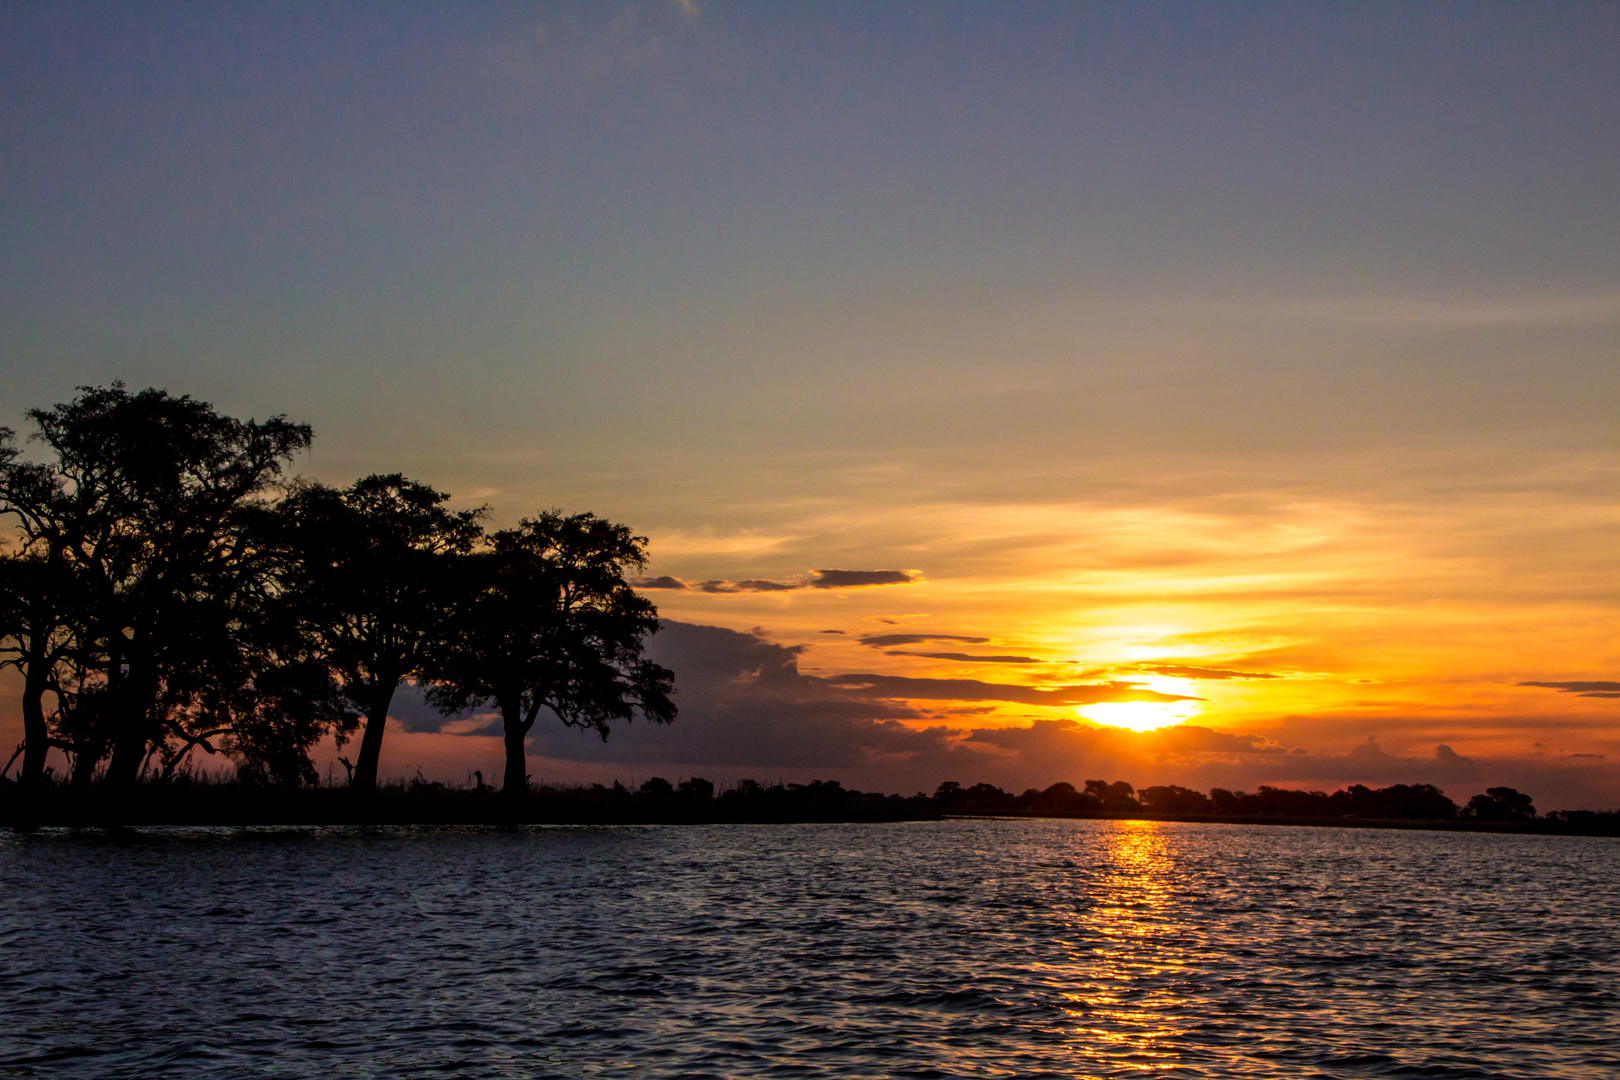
<box><xmin>0</xmin><ymin>385</ymin><xmax>674</xmax><ymax>822</ymax></box>
<box><xmin>3</xmin><ymin>769</ymin><xmax>1615</xmax><ymax>833</ymax></box>
<box><xmin>3</xmin><ymin>387</ymin><xmax>1614</xmax><ymax>836</ymax></box>
<box><xmin>425</xmin><ymin>513</ymin><xmax>675</xmax><ymax>798</ymax></box>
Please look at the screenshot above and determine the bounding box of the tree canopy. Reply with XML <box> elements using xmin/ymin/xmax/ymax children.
<box><xmin>427</xmin><ymin>512</ymin><xmax>676</xmax><ymax>796</ymax></box>
<box><xmin>0</xmin><ymin>386</ymin><xmax>675</xmax><ymax>814</ymax></box>
<box><xmin>279</xmin><ymin>474</ymin><xmax>485</xmax><ymax>793</ymax></box>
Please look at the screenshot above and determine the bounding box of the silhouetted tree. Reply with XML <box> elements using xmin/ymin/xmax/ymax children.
<box><xmin>1140</xmin><ymin>784</ymin><xmax>1215</xmax><ymax>814</ymax></box>
<box><xmin>1085</xmin><ymin>779</ymin><xmax>1139</xmax><ymax>811</ymax></box>
<box><xmin>1465</xmin><ymin>786</ymin><xmax>1536</xmax><ymax>822</ymax></box>
<box><xmin>0</xmin><ymin>540</ymin><xmax>85</xmax><ymax>789</ymax></box>
<box><xmin>1024</xmin><ymin>781</ymin><xmax>1102</xmax><ymax>814</ymax></box>
<box><xmin>425</xmin><ymin>512</ymin><xmax>675</xmax><ymax>797</ymax></box>
<box><xmin>281</xmin><ymin>475</ymin><xmax>485</xmax><ymax>793</ymax></box>
<box><xmin>0</xmin><ymin>386</ymin><xmax>314</xmax><ymax>794</ymax></box>
<box><xmin>1327</xmin><ymin>783</ymin><xmax>1457</xmax><ymax>819</ymax></box>
<box><xmin>677</xmin><ymin>777</ymin><xmax>715</xmax><ymax>802</ymax></box>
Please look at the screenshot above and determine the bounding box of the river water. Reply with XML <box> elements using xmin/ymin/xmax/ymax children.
<box><xmin>1</xmin><ymin>819</ymin><xmax>1615</xmax><ymax>1078</ymax></box>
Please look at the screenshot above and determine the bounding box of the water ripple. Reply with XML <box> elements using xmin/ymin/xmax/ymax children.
<box><xmin>1</xmin><ymin>820</ymin><xmax>1616</xmax><ymax>1078</ymax></box>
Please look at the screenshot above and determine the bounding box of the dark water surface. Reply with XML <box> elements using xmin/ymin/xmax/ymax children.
<box><xmin>2</xmin><ymin>819</ymin><xmax>1616</xmax><ymax>1078</ymax></box>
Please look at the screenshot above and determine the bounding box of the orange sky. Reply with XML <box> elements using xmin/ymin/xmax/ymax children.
<box><xmin>3</xmin><ymin>4</ymin><xmax>1617</xmax><ymax>807</ymax></box>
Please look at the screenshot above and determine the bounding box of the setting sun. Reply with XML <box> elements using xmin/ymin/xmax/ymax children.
<box><xmin>1079</xmin><ymin>700</ymin><xmax>1201</xmax><ymax>733</ymax></box>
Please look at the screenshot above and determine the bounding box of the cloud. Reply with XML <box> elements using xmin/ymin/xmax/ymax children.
<box><xmin>387</xmin><ymin>622</ymin><xmax>1620</xmax><ymax>810</ymax></box>
<box><xmin>1435</xmin><ymin>743</ymin><xmax>1472</xmax><ymax>766</ymax></box>
<box><xmin>1137</xmin><ymin>663</ymin><xmax>1282</xmax><ymax>680</ymax></box>
<box><xmin>859</xmin><ymin>633</ymin><xmax>990</xmax><ymax>648</ymax></box>
<box><xmin>526</xmin><ymin>621</ymin><xmax>935</xmax><ymax>768</ymax></box>
<box><xmin>1520</xmin><ymin>680</ymin><xmax>1620</xmax><ymax>698</ymax></box>
<box><xmin>818</xmin><ymin>673</ymin><xmax>1200</xmax><ymax>706</ymax></box>
<box><xmin>387</xmin><ymin>682</ymin><xmax>487</xmax><ymax>735</ymax></box>
<box><xmin>810</xmin><ymin>569</ymin><xmax>918</xmax><ymax>589</ymax></box>
<box><xmin>699</xmin><ymin>578</ymin><xmax>800</xmax><ymax>593</ymax></box>
<box><xmin>630</xmin><ymin>575</ymin><xmax>688</xmax><ymax>590</ymax></box>
<box><xmin>632</xmin><ymin>569</ymin><xmax>922</xmax><ymax>594</ymax></box>
<box><xmin>887</xmin><ymin>652</ymin><xmax>1045</xmax><ymax>664</ymax></box>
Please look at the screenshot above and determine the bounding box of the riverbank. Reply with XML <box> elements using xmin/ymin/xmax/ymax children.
<box><xmin>4</xmin><ymin>781</ymin><xmax>1616</xmax><ymax>834</ymax></box>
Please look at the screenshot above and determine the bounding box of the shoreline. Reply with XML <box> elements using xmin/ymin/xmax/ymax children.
<box><xmin>4</xmin><ymin>790</ymin><xmax>1616</xmax><ymax>837</ymax></box>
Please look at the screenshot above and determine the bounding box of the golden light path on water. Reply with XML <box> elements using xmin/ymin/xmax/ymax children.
<box><xmin>1064</xmin><ymin>821</ymin><xmax>1186</xmax><ymax>1069</ymax></box>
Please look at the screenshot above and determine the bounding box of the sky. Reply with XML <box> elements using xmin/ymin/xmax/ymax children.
<box><xmin>3</xmin><ymin>1</ymin><xmax>1618</xmax><ymax>808</ymax></box>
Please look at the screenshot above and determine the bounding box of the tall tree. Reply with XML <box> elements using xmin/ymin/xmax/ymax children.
<box><xmin>282</xmin><ymin>474</ymin><xmax>484</xmax><ymax>793</ymax></box>
<box><xmin>144</xmin><ymin>503</ymin><xmax>355</xmax><ymax>786</ymax></box>
<box><xmin>0</xmin><ymin>386</ymin><xmax>312</xmax><ymax>792</ymax></box>
<box><xmin>0</xmin><ymin>428</ymin><xmax>74</xmax><ymax>788</ymax></box>
<box><xmin>427</xmin><ymin>512</ymin><xmax>676</xmax><ymax>797</ymax></box>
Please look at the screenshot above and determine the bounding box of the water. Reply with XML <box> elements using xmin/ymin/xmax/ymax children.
<box><xmin>1</xmin><ymin>819</ymin><xmax>1615</xmax><ymax>1078</ymax></box>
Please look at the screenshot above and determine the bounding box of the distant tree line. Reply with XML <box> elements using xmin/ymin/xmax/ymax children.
<box><xmin>932</xmin><ymin>778</ymin><xmax>1549</xmax><ymax>823</ymax></box>
<box><xmin>10</xmin><ymin>768</ymin><xmax>1608</xmax><ymax>831</ymax></box>
<box><xmin>0</xmin><ymin>385</ymin><xmax>675</xmax><ymax>811</ymax></box>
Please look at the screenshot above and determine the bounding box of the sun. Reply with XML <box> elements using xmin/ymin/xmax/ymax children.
<box><xmin>1077</xmin><ymin>676</ymin><xmax>1203</xmax><ymax>732</ymax></box>
<box><xmin>1077</xmin><ymin>700</ymin><xmax>1199</xmax><ymax>732</ymax></box>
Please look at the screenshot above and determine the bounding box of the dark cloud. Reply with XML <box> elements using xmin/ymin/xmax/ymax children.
<box><xmin>731</xmin><ymin>579</ymin><xmax>801</xmax><ymax>592</ymax></box>
<box><xmin>819</xmin><ymin>673</ymin><xmax>1200</xmax><ymax>706</ymax></box>
<box><xmin>1435</xmin><ymin>743</ymin><xmax>1472</xmax><ymax>766</ymax></box>
<box><xmin>1138</xmin><ymin>663</ymin><xmax>1282</xmax><ymax>680</ymax></box>
<box><xmin>630</xmin><ymin>575</ymin><xmax>688</xmax><ymax>590</ymax></box>
<box><xmin>398</xmin><ymin>621</ymin><xmax>1620</xmax><ymax>810</ymax></box>
<box><xmin>811</xmin><ymin>569</ymin><xmax>918</xmax><ymax>588</ymax></box>
<box><xmin>1520</xmin><ymin>680</ymin><xmax>1620</xmax><ymax>697</ymax></box>
<box><xmin>820</xmin><ymin>629</ymin><xmax>846</xmax><ymax>635</ymax></box>
<box><xmin>682</xmin><ymin>578</ymin><xmax>803</xmax><ymax>593</ymax></box>
<box><xmin>525</xmin><ymin>621</ymin><xmax>935</xmax><ymax>768</ymax></box>
<box><xmin>386</xmin><ymin>682</ymin><xmax>484</xmax><ymax>734</ymax></box>
<box><xmin>859</xmin><ymin>633</ymin><xmax>990</xmax><ymax>648</ymax></box>
<box><xmin>887</xmin><ymin>651</ymin><xmax>1045</xmax><ymax>664</ymax></box>
<box><xmin>638</xmin><ymin>570</ymin><xmax>921</xmax><ymax>594</ymax></box>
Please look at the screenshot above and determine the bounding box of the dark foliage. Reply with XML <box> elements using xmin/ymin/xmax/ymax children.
<box><xmin>280</xmin><ymin>475</ymin><xmax>485</xmax><ymax>793</ymax></box>
<box><xmin>1</xmin><ymin>388</ymin><xmax>672</xmax><ymax>819</ymax></box>
<box><xmin>4</xmin><ymin>772</ymin><xmax>1615</xmax><ymax>832</ymax></box>
<box><xmin>1464</xmin><ymin>786</ymin><xmax>1537</xmax><ymax>822</ymax></box>
<box><xmin>1139</xmin><ymin>784</ymin><xmax>1215</xmax><ymax>814</ymax></box>
<box><xmin>0</xmin><ymin>385</ymin><xmax>313</xmax><ymax>795</ymax></box>
<box><xmin>424</xmin><ymin>513</ymin><xmax>675</xmax><ymax>797</ymax></box>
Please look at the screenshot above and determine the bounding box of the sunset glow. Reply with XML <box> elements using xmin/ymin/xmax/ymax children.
<box><xmin>1079</xmin><ymin>701</ymin><xmax>1200</xmax><ymax>734</ymax></box>
<box><xmin>2</xmin><ymin>3</ymin><xmax>1617</xmax><ymax>811</ymax></box>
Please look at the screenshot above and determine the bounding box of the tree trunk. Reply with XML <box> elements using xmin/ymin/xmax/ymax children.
<box><xmin>349</xmin><ymin>683</ymin><xmax>396</xmax><ymax>793</ymax></box>
<box><xmin>103</xmin><ymin>638</ymin><xmax>155</xmax><ymax>790</ymax></box>
<box><xmin>18</xmin><ymin>646</ymin><xmax>50</xmax><ymax>790</ymax></box>
<box><xmin>103</xmin><ymin>712</ymin><xmax>149</xmax><ymax>789</ymax></box>
<box><xmin>501</xmin><ymin>700</ymin><xmax>529</xmax><ymax>798</ymax></box>
<box><xmin>69</xmin><ymin>727</ymin><xmax>103</xmax><ymax>791</ymax></box>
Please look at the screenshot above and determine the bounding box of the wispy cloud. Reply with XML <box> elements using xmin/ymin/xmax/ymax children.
<box><xmin>1520</xmin><ymin>680</ymin><xmax>1620</xmax><ymax>699</ymax></box>
<box><xmin>1136</xmin><ymin>663</ymin><xmax>1283</xmax><ymax>680</ymax></box>
<box><xmin>633</xmin><ymin>569</ymin><xmax>921</xmax><ymax>593</ymax></box>
<box><xmin>394</xmin><ymin>622</ymin><xmax>1620</xmax><ymax>810</ymax></box>
<box><xmin>859</xmin><ymin>633</ymin><xmax>990</xmax><ymax>648</ymax></box>
<box><xmin>887</xmin><ymin>651</ymin><xmax>1045</xmax><ymax>665</ymax></box>
<box><xmin>632</xmin><ymin>575</ymin><xmax>690</xmax><ymax>590</ymax></box>
<box><xmin>812</xmin><ymin>569</ymin><xmax>918</xmax><ymax>588</ymax></box>
<box><xmin>820</xmin><ymin>672</ymin><xmax>1200</xmax><ymax>707</ymax></box>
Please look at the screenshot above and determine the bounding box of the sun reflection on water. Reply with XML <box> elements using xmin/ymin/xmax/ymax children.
<box><xmin>1063</xmin><ymin>821</ymin><xmax>1193</xmax><ymax>1070</ymax></box>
